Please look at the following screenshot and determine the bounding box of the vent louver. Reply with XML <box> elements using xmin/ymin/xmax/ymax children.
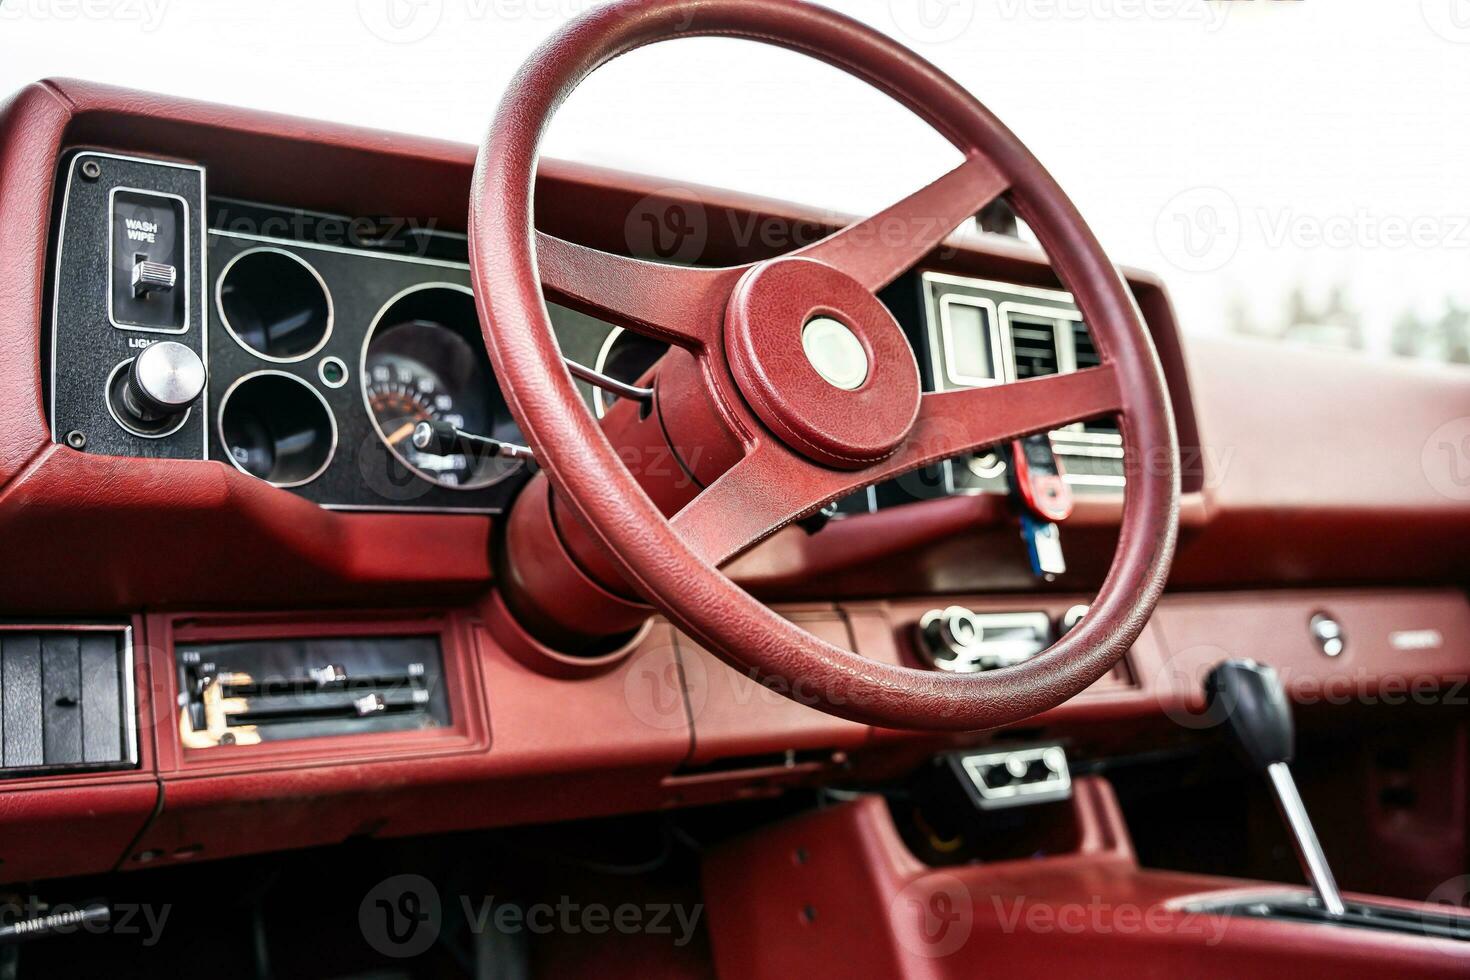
<box><xmin>1008</xmin><ymin>317</ymin><xmax>1060</xmax><ymax>379</ymax></box>
<box><xmin>1072</xmin><ymin>322</ymin><xmax>1101</xmax><ymax>370</ymax></box>
<box><xmin>0</xmin><ymin>627</ymin><xmax>135</xmax><ymax>777</ymax></box>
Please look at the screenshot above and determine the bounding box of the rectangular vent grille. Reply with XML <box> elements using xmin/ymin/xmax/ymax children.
<box><xmin>1008</xmin><ymin>317</ymin><xmax>1060</xmax><ymax>379</ymax></box>
<box><xmin>0</xmin><ymin>627</ymin><xmax>135</xmax><ymax>776</ymax></box>
<box><xmin>1072</xmin><ymin>322</ymin><xmax>1101</xmax><ymax>370</ymax></box>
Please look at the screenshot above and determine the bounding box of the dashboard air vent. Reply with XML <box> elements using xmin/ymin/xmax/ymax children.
<box><xmin>0</xmin><ymin>626</ymin><xmax>136</xmax><ymax>776</ymax></box>
<box><xmin>1008</xmin><ymin>316</ymin><xmax>1060</xmax><ymax>379</ymax></box>
<box><xmin>1072</xmin><ymin>322</ymin><xmax>1101</xmax><ymax>370</ymax></box>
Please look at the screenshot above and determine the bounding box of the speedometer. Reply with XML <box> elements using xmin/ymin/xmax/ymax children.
<box><xmin>362</xmin><ymin>286</ymin><xmax>523</xmax><ymax>490</ymax></box>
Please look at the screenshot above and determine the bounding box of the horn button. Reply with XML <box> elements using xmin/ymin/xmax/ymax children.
<box><xmin>723</xmin><ymin>257</ymin><xmax>921</xmax><ymax>470</ymax></box>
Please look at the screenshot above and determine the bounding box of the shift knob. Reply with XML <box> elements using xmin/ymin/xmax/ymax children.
<box><xmin>122</xmin><ymin>341</ymin><xmax>205</xmax><ymax>422</ymax></box>
<box><xmin>1205</xmin><ymin>658</ymin><xmax>1345</xmax><ymax>916</ymax></box>
<box><xmin>1205</xmin><ymin>658</ymin><xmax>1294</xmax><ymax>770</ymax></box>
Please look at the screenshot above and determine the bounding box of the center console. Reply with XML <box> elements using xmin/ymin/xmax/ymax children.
<box><xmin>702</xmin><ymin>786</ymin><xmax>1470</xmax><ymax>979</ymax></box>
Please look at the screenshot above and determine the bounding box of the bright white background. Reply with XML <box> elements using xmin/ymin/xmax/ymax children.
<box><xmin>4</xmin><ymin>0</ymin><xmax>1469</xmax><ymax>361</ymax></box>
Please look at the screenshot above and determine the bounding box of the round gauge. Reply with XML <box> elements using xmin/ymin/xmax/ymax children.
<box><xmin>362</xmin><ymin>286</ymin><xmax>524</xmax><ymax>490</ymax></box>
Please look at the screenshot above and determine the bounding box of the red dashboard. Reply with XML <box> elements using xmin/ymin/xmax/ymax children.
<box><xmin>0</xmin><ymin>77</ymin><xmax>1467</xmax><ymax>893</ymax></box>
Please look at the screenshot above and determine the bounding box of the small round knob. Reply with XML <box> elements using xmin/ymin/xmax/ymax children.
<box><xmin>917</xmin><ymin>605</ymin><xmax>984</xmax><ymax>671</ymax></box>
<box><xmin>936</xmin><ymin>606</ymin><xmax>981</xmax><ymax>653</ymax></box>
<box><xmin>123</xmin><ymin>341</ymin><xmax>205</xmax><ymax>422</ymax></box>
<box><xmin>1308</xmin><ymin>613</ymin><xmax>1344</xmax><ymax>658</ymax></box>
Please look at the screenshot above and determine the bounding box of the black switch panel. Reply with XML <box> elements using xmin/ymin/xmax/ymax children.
<box><xmin>110</xmin><ymin>189</ymin><xmax>188</xmax><ymax>331</ymax></box>
<box><xmin>50</xmin><ymin>151</ymin><xmax>207</xmax><ymax>461</ymax></box>
<box><xmin>0</xmin><ymin>627</ymin><xmax>136</xmax><ymax>778</ymax></box>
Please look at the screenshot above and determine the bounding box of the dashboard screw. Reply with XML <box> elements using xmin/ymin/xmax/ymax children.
<box><xmin>64</xmin><ymin>430</ymin><xmax>87</xmax><ymax>450</ymax></box>
<box><xmin>80</xmin><ymin>159</ymin><xmax>101</xmax><ymax>181</ymax></box>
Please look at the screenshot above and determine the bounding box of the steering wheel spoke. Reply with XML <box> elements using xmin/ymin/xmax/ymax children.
<box><xmin>535</xmin><ymin>231</ymin><xmax>746</xmax><ymax>351</ymax></box>
<box><xmin>670</xmin><ymin>364</ymin><xmax>1122</xmax><ymax>568</ymax></box>
<box><xmin>669</xmin><ymin>443</ymin><xmax>814</xmax><ymax>568</ymax></box>
<box><xmin>792</xmin><ymin>154</ymin><xmax>1009</xmax><ymax>292</ymax></box>
<box><xmin>887</xmin><ymin>363</ymin><xmax>1124</xmax><ymax>475</ymax></box>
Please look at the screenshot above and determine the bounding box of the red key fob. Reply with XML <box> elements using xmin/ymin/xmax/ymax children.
<box><xmin>1009</xmin><ymin>433</ymin><xmax>1073</xmax><ymax>523</ymax></box>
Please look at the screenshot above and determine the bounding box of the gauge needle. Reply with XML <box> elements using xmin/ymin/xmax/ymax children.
<box><xmin>386</xmin><ymin>421</ymin><xmax>418</xmax><ymax>446</ymax></box>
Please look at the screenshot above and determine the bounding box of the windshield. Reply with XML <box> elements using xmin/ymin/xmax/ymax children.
<box><xmin>5</xmin><ymin>0</ymin><xmax>1467</xmax><ymax>365</ymax></box>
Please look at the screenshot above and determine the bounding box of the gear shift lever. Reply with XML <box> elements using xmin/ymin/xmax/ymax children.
<box><xmin>1205</xmin><ymin>659</ymin><xmax>1345</xmax><ymax>917</ymax></box>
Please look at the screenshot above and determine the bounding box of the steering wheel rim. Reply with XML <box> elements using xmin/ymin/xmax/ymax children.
<box><xmin>470</xmin><ymin>0</ymin><xmax>1180</xmax><ymax>731</ymax></box>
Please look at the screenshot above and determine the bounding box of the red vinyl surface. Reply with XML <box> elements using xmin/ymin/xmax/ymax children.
<box><xmin>702</xmin><ymin>784</ymin><xmax>1470</xmax><ymax>979</ymax></box>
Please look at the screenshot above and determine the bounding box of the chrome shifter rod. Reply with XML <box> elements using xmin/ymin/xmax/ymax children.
<box><xmin>1205</xmin><ymin>659</ymin><xmax>1346</xmax><ymax>917</ymax></box>
<box><xmin>411</xmin><ymin>419</ymin><xmax>536</xmax><ymax>463</ymax></box>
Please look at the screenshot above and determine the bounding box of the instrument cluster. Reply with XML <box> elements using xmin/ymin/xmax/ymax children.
<box><xmin>47</xmin><ymin>152</ymin><xmax>631</xmax><ymax>514</ymax></box>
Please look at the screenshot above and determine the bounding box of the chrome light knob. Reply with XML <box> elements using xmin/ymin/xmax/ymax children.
<box><xmin>123</xmin><ymin>341</ymin><xmax>205</xmax><ymax>422</ymax></box>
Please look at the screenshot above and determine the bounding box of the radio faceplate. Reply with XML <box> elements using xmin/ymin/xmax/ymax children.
<box><xmin>915</xmin><ymin>607</ymin><xmax>1054</xmax><ymax>673</ymax></box>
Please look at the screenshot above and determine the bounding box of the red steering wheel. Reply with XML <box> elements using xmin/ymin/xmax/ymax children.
<box><xmin>471</xmin><ymin>0</ymin><xmax>1179</xmax><ymax>731</ymax></box>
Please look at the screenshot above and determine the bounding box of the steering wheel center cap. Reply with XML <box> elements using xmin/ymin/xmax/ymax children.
<box><xmin>724</xmin><ymin>257</ymin><xmax>921</xmax><ymax>470</ymax></box>
<box><xmin>801</xmin><ymin>316</ymin><xmax>870</xmax><ymax>390</ymax></box>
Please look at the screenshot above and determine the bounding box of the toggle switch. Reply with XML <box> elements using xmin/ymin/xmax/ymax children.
<box><xmin>131</xmin><ymin>258</ymin><xmax>177</xmax><ymax>297</ymax></box>
<box><xmin>110</xmin><ymin>189</ymin><xmax>187</xmax><ymax>331</ymax></box>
